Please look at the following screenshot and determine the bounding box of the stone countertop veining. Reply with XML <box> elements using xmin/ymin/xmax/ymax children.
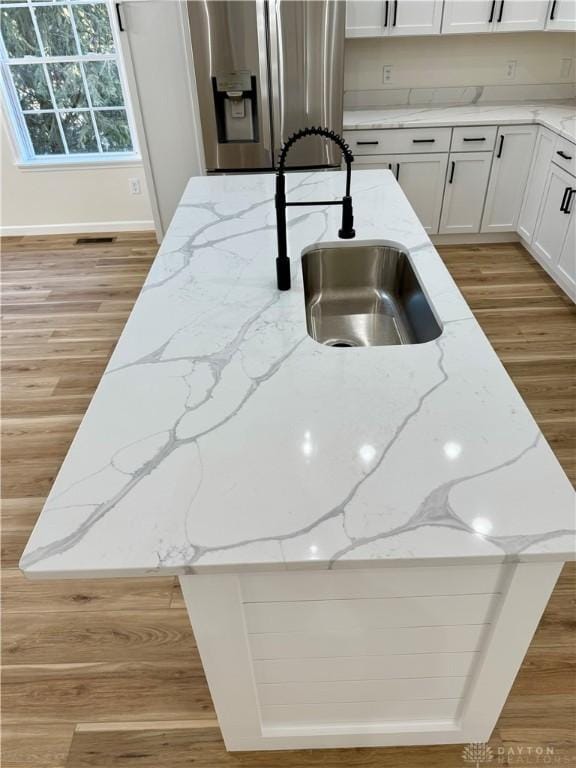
<box><xmin>343</xmin><ymin>102</ymin><xmax>576</xmax><ymax>142</ymax></box>
<box><xmin>20</xmin><ymin>170</ymin><xmax>575</xmax><ymax>578</ymax></box>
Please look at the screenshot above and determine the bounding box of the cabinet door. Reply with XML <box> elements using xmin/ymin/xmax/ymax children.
<box><xmin>531</xmin><ymin>164</ymin><xmax>574</xmax><ymax>266</ymax></box>
<box><xmin>388</xmin><ymin>0</ymin><xmax>443</xmax><ymax>36</ymax></box>
<box><xmin>545</xmin><ymin>0</ymin><xmax>576</xmax><ymax>30</ymax></box>
<box><xmin>556</xmin><ymin>201</ymin><xmax>576</xmax><ymax>295</ymax></box>
<box><xmin>354</xmin><ymin>153</ymin><xmax>448</xmax><ymax>234</ymax></box>
<box><xmin>495</xmin><ymin>0</ymin><xmax>549</xmax><ymax>31</ymax></box>
<box><xmin>441</xmin><ymin>0</ymin><xmax>495</xmax><ymax>33</ymax></box>
<box><xmin>439</xmin><ymin>153</ymin><xmax>493</xmax><ymax>234</ymax></box>
<box><xmin>517</xmin><ymin>127</ymin><xmax>556</xmax><ymax>242</ymax></box>
<box><xmin>481</xmin><ymin>125</ymin><xmax>538</xmax><ymax>233</ymax></box>
<box><xmin>346</xmin><ymin>0</ymin><xmax>386</xmax><ymax>36</ymax></box>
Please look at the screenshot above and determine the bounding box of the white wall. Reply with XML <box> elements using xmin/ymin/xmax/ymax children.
<box><xmin>0</xmin><ymin>116</ymin><xmax>154</xmax><ymax>236</ymax></box>
<box><xmin>345</xmin><ymin>31</ymin><xmax>576</xmax><ymax>91</ymax></box>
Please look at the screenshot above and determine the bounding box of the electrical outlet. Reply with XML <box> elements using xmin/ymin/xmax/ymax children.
<box><xmin>560</xmin><ymin>58</ymin><xmax>574</xmax><ymax>79</ymax></box>
<box><xmin>505</xmin><ymin>60</ymin><xmax>517</xmax><ymax>80</ymax></box>
<box><xmin>129</xmin><ymin>178</ymin><xmax>141</xmax><ymax>195</ymax></box>
<box><xmin>382</xmin><ymin>64</ymin><xmax>393</xmax><ymax>83</ymax></box>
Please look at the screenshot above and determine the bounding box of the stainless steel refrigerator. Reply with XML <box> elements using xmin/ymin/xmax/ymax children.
<box><xmin>188</xmin><ymin>0</ymin><xmax>346</xmax><ymax>173</ymax></box>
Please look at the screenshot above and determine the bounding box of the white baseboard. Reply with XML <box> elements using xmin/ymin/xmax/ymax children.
<box><xmin>431</xmin><ymin>232</ymin><xmax>520</xmax><ymax>245</ymax></box>
<box><xmin>0</xmin><ymin>220</ymin><xmax>156</xmax><ymax>237</ymax></box>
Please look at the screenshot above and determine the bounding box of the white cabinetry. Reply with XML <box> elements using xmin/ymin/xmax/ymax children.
<box><xmin>442</xmin><ymin>0</ymin><xmax>549</xmax><ymax>33</ymax></box>
<box><xmin>439</xmin><ymin>153</ymin><xmax>493</xmax><ymax>234</ymax></box>
<box><xmin>557</xmin><ymin>204</ymin><xmax>576</xmax><ymax>293</ymax></box>
<box><xmin>346</xmin><ymin>0</ymin><xmax>443</xmax><ymax>36</ymax></box>
<box><xmin>545</xmin><ymin>0</ymin><xmax>576</xmax><ymax>30</ymax></box>
<box><xmin>518</xmin><ymin>127</ymin><xmax>556</xmax><ymax>242</ymax></box>
<box><xmin>354</xmin><ymin>153</ymin><xmax>448</xmax><ymax>233</ymax></box>
<box><xmin>495</xmin><ymin>0</ymin><xmax>550</xmax><ymax>31</ymax></box>
<box><xmin>481</xmin><ymin>126</ymin><xmax>538</xmax><ymax>233</ymax></box>
<box><xmin>531</xmin><ymin>164</ymin><xmax>575</xmax><ymax>281</ymax></box>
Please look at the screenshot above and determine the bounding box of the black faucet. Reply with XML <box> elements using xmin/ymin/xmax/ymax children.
<box><xmin>275</xmin><ymin>126</ymin><xmax>355</xmax><ymax>291</ymax></box>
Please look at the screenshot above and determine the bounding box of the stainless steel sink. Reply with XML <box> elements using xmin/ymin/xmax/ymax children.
<box><xmin>302</xmin><ymin>243</ymin><xmax>442</xmax><ymax>347</ymax></box>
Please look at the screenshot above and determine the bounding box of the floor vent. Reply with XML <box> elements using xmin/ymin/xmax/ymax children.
<box><xmin>75</xmin><ymin>236</ymin><xmax>117</xmax><ymax>245</ymax></box>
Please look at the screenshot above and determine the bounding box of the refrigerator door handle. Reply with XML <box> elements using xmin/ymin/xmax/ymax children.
<box><xmin>256</xmin><ymin>0</ymin><xmax>273</xmax><ymax>156</ymax></box>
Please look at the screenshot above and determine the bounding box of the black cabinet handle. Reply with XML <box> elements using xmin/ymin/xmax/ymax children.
<box><xmin>563</xmin><ymin>188</ymin><xmax>575</xmax><ymax>215</ymax></box>
<box><xmin>395</xmin><ymin>163</ymin><xmax>400</xmax><ymax>180</ymax></box>
<box><xmin>356</xmin><ymin>141</ymin><xmax>379</xmax><ymax>145</ymax></box>
<box><xmin>115</xmin><ymin>2</ymin><xmax>125</xmax><ymax>31</ymax></box>
<box><xmin>497</xmin><ymin>134</ymin><xmax>505</xmax><ymax>158</ymax></box>
<box><xmin>557</xmin><ymin>150</ymin><xmax>573</xmax><ymax>160</ymax></box>
<box><xmin>412</xmin><ymin>139</ymin><xmax>436</xmax><ymax>144</ymax></box>
<box><xmin>463</xmin><ymin>137</ymin><xmax>486</xmax><ymax>142</ymax></box>
<box><xmin>488</xmin><ymin>0</ymin><xmax>496</xmax><ymax>22</ymax></box>
<box><xmin>384</xmin><ymin>0</ymin><xmax>389</xmax><ymax>27</ymax></box>
<box><xmin>560</xmin><ymin>186</ymin><xmax>571</xmax><ymax>212</ymax></box>
<box><xmin>393</xmin><ymin>0</ymin><xmax>398</xmax><ymax>26</ymax></box>
<box><xmin>550</xmin><ymin>0</ymin><xmax>557</xmax><ymax>20</ymax></box>
<box><xmin>449</xmin><ymin>161</ymin><xmax>455</xmax><ymax>184</ymax></box>
<box><xmin>567</xmin><ymin>189</ymin><xmax>575</xmax><ymax>215</ymax></box>
<box><xmin>497</xmin><ymin>0</ymin><xmax>505</xmax><ymax>22</ymax></box>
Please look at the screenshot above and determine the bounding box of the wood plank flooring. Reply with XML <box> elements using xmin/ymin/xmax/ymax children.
<box><xmin>2</xmin><ymin>235</ymin><xmax>575</xmax><ymax>767</ymax></box>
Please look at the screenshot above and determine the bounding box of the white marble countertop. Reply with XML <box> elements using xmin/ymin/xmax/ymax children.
<box><xmin>344</xmin><ymin>102</ymin><xmax>576</xmax><ymax>142</ymax></box>
<box><xmin>20</xmin><ymin>170</ymin><xmax>575</xmax><ymax>578</ymax></box>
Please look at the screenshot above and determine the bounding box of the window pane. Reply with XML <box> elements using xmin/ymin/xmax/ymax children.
<box><xmin>73</xmin><ymin>4</ymin><xmax>114</xmax><ymax>54</ymax></box>
<box><xmin>24</xmin><ymin>112</ymin><xmax>64</xmax><ymax>154</ymax></box>
<box><xmin>47</xmin><ymin>62</ymin><xmax>87</xmax><ymax>108</ymax></box>
<box><xmin>94</xmin><ymin>109</ymin><xmax>132</xmax><ymax>152</ymax></box>
<box><xmin>1</xmin><ymin>8</ymin><xmax>40</xmax><ymax>57</ymax></box>
<box><xmin>35</xmin><ymin>6</ymin><xmax>77</xmax><ymax>56</ymax></box>
<box><xmin>60</xmin><ymin>110</ymin><xmax>98</xmax><ymax>153</ymax></box>
<box><xmin>84</xmin><ymin>60</ymin><xmax>123</xmax><ymax>107</ymax></box>
<box><xmin>10</xmin><ymin>63</ymin><xmax>51</xmax><ymax>110</ymax></box>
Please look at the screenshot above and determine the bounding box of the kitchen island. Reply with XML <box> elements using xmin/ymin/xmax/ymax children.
<box><xmin>21</xmin><ymin>170</ymin><xmax>575</xmax><ymax>750</ymax></box>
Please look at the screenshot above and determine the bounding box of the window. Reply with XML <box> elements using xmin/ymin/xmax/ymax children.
<box><xmin>0</xmin><ymin>0</ymin><xmax>138</xmax><ymax>162</ymax></box>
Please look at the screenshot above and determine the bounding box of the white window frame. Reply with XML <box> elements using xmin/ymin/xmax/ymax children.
<box><xmin>0</xmin><ymin>0</ymin><xmax>141</xmax><ymax>167</ymax></box>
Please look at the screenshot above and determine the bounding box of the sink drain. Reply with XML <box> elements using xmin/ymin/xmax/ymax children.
<box><xmin>326</xmin><ymin>339</ymin><xmax>357</xmax><ymax>348</ymax></box>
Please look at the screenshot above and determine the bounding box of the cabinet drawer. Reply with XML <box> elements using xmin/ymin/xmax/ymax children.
<box><xmin>451</xmin><ymin>125</ymin><xmax>497</xmax><ymax>152</ymax></box>
<box><xmin>344</xmin><ymin>127</ymin><xmax>451</xmax><ymax>155</ymax></box>
<box><xmin>552</xmin><ymin>136</ymin><xmax>576</xmax><ymax>177</ymax></box>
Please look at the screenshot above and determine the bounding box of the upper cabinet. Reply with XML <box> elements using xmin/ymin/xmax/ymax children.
<box><xmin>346</xmin><ymin>0</ymin><xmax>443</xmax><ymax>37</ymax></box>
<box><xmin>545</xmin><ymin>0</ymin><xmax>576</xmax><ymax>30</ymax></box>
<box><xmin>442</xmin><ymin>0</ymin><xmax>550</xmax><ymax>33</ymax></box>
<box><xmin>347</xmin><ymin>0</ymin><xmax>572</xmax><ymax>36</ymax></box>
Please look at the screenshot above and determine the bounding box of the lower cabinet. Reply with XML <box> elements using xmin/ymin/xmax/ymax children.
<box><xmin>481</xmin><ymin>125</ymin><xmax>537</xmax><ymax>233</ymax></box>
<box><xmin>439</xmin><ymin>152</ymin><xmax>492</xmax><ymax>234</ymax></box>
<box><xmin>354</xmin><ymin>153</ymin><xmax>448</xmax><ymax>234</ymax></box>
<box><xmin>517</xmin><ymin>127</ymin><xmax>556</xmax><ymax>242</ymax></box>
<box><xmin>531</xmin><ymin>163</ymin><xmax>576</xmax><ymax>294</ymax></box>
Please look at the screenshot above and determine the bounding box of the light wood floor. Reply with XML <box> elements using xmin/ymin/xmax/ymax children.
<box><xmin>2</xmin><ymin>235</ymin><xmax>575</xmax><ymax>767</ymax></box>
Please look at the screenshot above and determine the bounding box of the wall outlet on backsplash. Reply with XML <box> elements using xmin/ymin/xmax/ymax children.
<box><xmin>506</xmin><ymin>60</ymin><xmax>517</xmax><ymax>80</ymax></box>
<box><xmin>382</xmin><ymin>64</ymin><xmax>393</xmax><ymax>83</ymax></box>
<box><xmin>560</xmin><ymin>58</ymin><xmax>574</xmax><ymax>79</ymax></box>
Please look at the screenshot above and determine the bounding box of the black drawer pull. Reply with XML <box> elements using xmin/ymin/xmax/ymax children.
<box><xmin>488</xmin><ymin>0</ymin><xmax>496</xmax><ymax>22</ymax></box>
<box><xmin>560</xmin><ymin>186</ymin><xmax>571</xmax><ymax>212</ymax></box>
<box><xmin>550</xmin><ymin>0</ymin><xmax>557</xmax><ymax>20</ymax></box>
<box><xmin>557</xmin><ymin>150</ymin><xmax>573</xmax><ymax>161</ymax></box>
<box><xmin>463</xmin><ymin>137</ymin><xmax>486</xmax><ymax>142</ymax></box>
<box><xmin>356</xmin><ymin>140</ymin><xmax>379</xmax><ymax>146</ymax></box>
<box><xmin>497</xmin><ymin>134</ymin><xmax>505</xmax><ymax>158</ymax></box>
<box><xmin>412</xmin><ymin>139</ymin><xmax>435</xmax><ymax>144</ymax></box>
<box><xmin>449</xmin><ymin>161</ymin><xmax>455</xmax><ymax>184</ymax></box>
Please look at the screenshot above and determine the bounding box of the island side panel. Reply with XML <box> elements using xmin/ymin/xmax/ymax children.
<box><xmin>179</xmin><ymin>562</ymin><xmax>561</xmax><ymax>751</ymax></box>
